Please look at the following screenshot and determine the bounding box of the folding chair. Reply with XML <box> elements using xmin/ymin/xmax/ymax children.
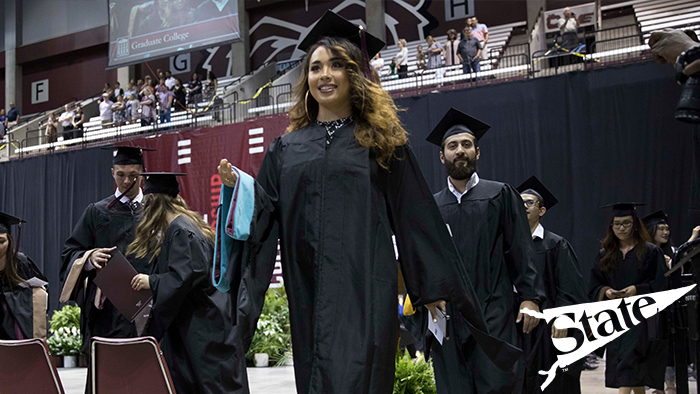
<box><xmin>90</xmin><ymin>336</ymin><xmax>176</xmax><ymax>394</ymax></box>
<box><xmin>0</xmin><ymin>338</ymin><xmax>65</xmax><ymax>394</ymax></box>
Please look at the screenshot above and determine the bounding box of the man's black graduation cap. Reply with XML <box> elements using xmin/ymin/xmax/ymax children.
<box><xmin>297</xmin><ymin>10</ymin><xmax>385</xmax><ymax>59</ymax></box>
<box><xmin>642</xmin><ymin>210</ymin><xmax>668</xmax><ymax>227</ymax></box>
<box><xmin>141</xmin><ymin>172</ymin><xmax>186</xmax><ymax>197</ymax></box>
<box><xmin>516</xmin><ymin>176</ymin><xmax>558</xmax><ymax>210</ymax></box>
<box><xmin>600</xmin><ymin>202</ymin><xmax>646</xmax><ymax>217</ymax></box>
<box><xmin>426</xmin><ymin>108</ymin><xmax>491</xmax><ymax>147</ymax></box>
<box><xmin>0</xmin><ymin>212</ymin><xmax>24</xmax><ymax>234</ymax></box>
<box><xmin>102</xmin><ymin>145</ymin><xmax>156</xmax><ymax>166</ymax></box>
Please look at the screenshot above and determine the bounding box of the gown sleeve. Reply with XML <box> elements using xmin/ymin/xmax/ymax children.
<box><xmin>636</xmin><ymin>245</ymin><xmax>669</xmax><ymax>295</ymax></box>
<box><xmin>587</xmin><ymin>252</ymin><xmax>611</xmax><ymax>302</ymax></box>
<box><xmin>384</xmin><ymin>144</ymin><xmax>521</xmax><ymax>371</ymax></box>
<box><xmin>553</xmin><ymin>239</ymin><xmax>586</xmax><ymax>307</ymax></box>
<box><xmin>59</xmin><ymin>204</ymin><xmax>98</xmax><ymax>300</ymax></box>
<box><xmin>214</xmin><ymin>138</ymin><xmax>280</xmax><ymax>350</ymax></box>
<box><xmin>501</xmin><ymin>185</ymin><xmax>546</xmax><ymax>304</ymax></box>
<box><xmin>148</xmin><ymin>228</ymin><xmax>209</xmax><ymax>341</ymax></box>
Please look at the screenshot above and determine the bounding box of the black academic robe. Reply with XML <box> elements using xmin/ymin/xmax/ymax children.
<box><xmin>522</xmin><ymin>229</ymin><xmax>586</xmax><ymax>394</ymax></box>
<box><xmin>587</xmin><ymin>243</ymin><xmax>668</xmax><ymax>389</ymax></box>
<box><xmin>147</xmin><ymin>216</ymin><xmax>242</xmax><ymax>394</ymax></box>
<box><xmin>0</xmin><ymin>253</ymin><xmax>47</xmax><ymax>339</ymax></box>
<box><xmin>429</xmin><ymin>179</ymin><xmax>545</xmax><ymax>394</ymax></box>
<box><xmin>60</xmin><ymin>195</ymin><xmax>151</xmax><ymax>354</ymax></box>
<box><xmin>227</xmin><ymin>123</ymin><xmax>520</xmax><ymax>394</ymax></box>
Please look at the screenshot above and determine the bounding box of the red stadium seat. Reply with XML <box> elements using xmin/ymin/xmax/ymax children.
<box><xmin>0</xmin><ymin>338</ymin><xmax>65</xmax><ymax>394</ymax></box>
<box><xmin>90</xmin><ymin>336</ymin><xmax>177</xmax><ymax>394</ymax></box>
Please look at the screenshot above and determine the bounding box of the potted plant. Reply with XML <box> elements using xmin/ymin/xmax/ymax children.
<box><xmin>246</xmin><ymin>287</ymin><xmax>291</xmax><ymax>367</ymax></box>
<box><xmin>393</xmin><ymin>350</ymin><xmax>437</xmax><ymax>394</ymax></box>
<box><xmin>47</xmin><ymin>305</ymin><xmax>82</xmax><ymax>368</ymax></box>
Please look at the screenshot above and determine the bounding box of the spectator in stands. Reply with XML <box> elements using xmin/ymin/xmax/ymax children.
<box><xmin>72</xmin><ymin>104</ymin><xmax>84</xmax><ymax>138</ymax></box>
<box><xmin>426</xmin><ymin>35</ymin><xmax>444</xmax><ymax>69</ymax></box>
<box><xmin>470</xmin><ymin>17</ymin><xmax>489</xmax><ymax>55</ymax></box>
<box><xmin>158</xmin><ymin>85</ymin><xmax>174</xmax><ymax>124</ymax></box>
<box><xmin>144</xmin><ymin>75</ymin><xmax>153</xmax><ymax>90</ymax></box>
<box><xmin>389</xmin><ymin>58</ymin><xmax>397</xmax><ymax>75</ymax></box>
<box><xmin>140</xmin><ymin>87</ymin><xmax>157</xmax><ymax>127</ymax></box>
<box><xmin>558</xmin><ymin>7</ymin><xmax>580</xmax><ymax>50</ymax></box>
<box><xmin>157</xmin><ymin>69</ymin><xmax>164</xmax><ymax>80</ymax></box>
<box><xmin>114</xmin><ymin>82</ymin><xmax>124</xmax><ymax>98</ymax></box>
<box><xmin>45</xmin><ymin>113</ymin><xmax>58</xmax><ymax>143</ymax></box>
<box><xmin>396</xmin><ymin>39</ymin><xmax>409</xmax><ymax>79</ymax></box>
<box><xmin>165</xmin><ymin>70</ymin><xmax>177</xmax><ymax>90</ymax></box>
<box><xmin>58</xmin><ymin>104</ymin><xmax>75</xmax><ymax>139</ymax></box>
<box><xmin>444</xmin><ymin>29</ymin><xmax>461</xmax><ymax>66</ymax></box>
<box><xmin>136</xmin><ymin>79</ymin><xmax>144</xmax><ymax>92</ymax></box>
<box><xmin>127</xmin><ymin>93</ymin><xmax>141</xmax><ymax>123</ymax></box>
<box><xmin>6</xmin><ymin>102</ymin><xmax>19</xmax><ymax>127</ymax></box>
<box><xmin>416</xmin><ymin>45</ymin><xmax>427</xmax><ymax>70</ymax></box>
<box><xmin>99</xmin><ymin>93</ymin><xmax>113</xmax><ymax>127</ymax></box>
<box><xmin>204</xmin><ymin>70</ymin><xmax>218</xmax><ymax>101</ymax></box>
<box><xmin>0</xmin><ymin>109</ymin><xmax>7</xmax><ymax>139</ymax></box>
<box><xmin>370</xmin><ymin>52</ymin><xmax>385</xmax><ymax>76</ymax></box>
<box><xmin>112</xmin><ymin>95</ymin><xmax>128</xmax><ymax>126</ymax></box>
<box><xmin>125</xmin><ymin>82</ymin><xmax>137</xmax><ymax>100</ymax></box>
<box><xmin>187</xmin><ymin>73</ymin><xmax>202</xmax><ymax>105</ymax></box>
<box><xmin>458</xmin><ymin>27</ymin><xmax>482</xmax><ymax>75</ymax></box>
<box><xmin>104</xmin><ymin>83</ymin><xmax>115</xmax><ymax>102</ymax></box>
<box><xmin>173</xmin><ymin>79</ymin><xmax>187</xmax><ymax>112</ymax></box>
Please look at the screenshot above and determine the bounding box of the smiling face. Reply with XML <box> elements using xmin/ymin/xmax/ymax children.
<box><xmin>440</xmin><ymin>132</ymin><xmax>479</xmax><ymax>180</ymax></box>
<box><xmin>307</xmin><ymin>46</ymin><xmax>351</xmax><ymax>118</ymax></box>
<box><xmin>653</xmin><ymin>223</ymin><xmax>670</xmax><ymax>245</ymax></box>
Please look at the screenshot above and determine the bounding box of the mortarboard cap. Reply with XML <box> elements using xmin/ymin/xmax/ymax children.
<box><xmin>600</xmin><ymin>202</ymin><xmax>646</xmax><ymax>217</ymax></box>
<box><xmin>642</xmin><ymin>210</ymin><xmax>668</xmax><ymax>228</ymax></box>
<box><xmin>297</xmin><ymin>10</ymin><xmax>385</xmax><ymax>59</ymax></box>
<box><xmin>426</xmin><ymin>108</ymin><xmax>491</xmax><ymax>147</ymax></box>
<box><xmin>102</xmin><ymin>145</ymin><xmax>156</xmax><ymax>166</ymax></box>
<box><xmin>0</xmin><ymin>212</ymin><xmax>24</xmax><ymax>235</ymax></box>
<box><xmin>141</xmin><ymin>172</ymin><xmax>186</xmax><ymax>198</ymax></box>
<box><xmin>516</xmin><ymin>176</ymin><xmax>558</xmax><ymax>210</ymax></box>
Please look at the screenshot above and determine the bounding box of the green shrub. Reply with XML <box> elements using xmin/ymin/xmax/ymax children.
<box><xmin>47</xmin><ymin>305</ymin><xmax>81</xmax><ymax>356</ymax></box>
<box><xmin>246</xmin><ymin>287</ymin><xmax>291</xmax><ymax>365</ymax></box>
<box><xmin>393</xmin><ymin>350</ymin><xmax>437</xmax><ymax>394</ymax></box>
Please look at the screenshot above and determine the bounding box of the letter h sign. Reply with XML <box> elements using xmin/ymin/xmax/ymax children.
<box><xmin>445</xmin><ymin>0</ymin><xmax>474</xmax><ymax>21</ymax></box>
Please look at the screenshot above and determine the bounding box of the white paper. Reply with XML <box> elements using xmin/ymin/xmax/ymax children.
<box><xmin>428</xmin><ymin>309</ymin><xmax>447</xmax><ymax>345</ymax></box>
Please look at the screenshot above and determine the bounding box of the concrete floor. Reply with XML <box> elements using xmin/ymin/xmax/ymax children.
<box><xmin>56</xmin><ymin>362</ymin><xmax>700</xmax><ymax>394</ymax></box>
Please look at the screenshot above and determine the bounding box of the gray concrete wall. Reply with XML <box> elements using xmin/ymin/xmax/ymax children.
<box><xmin>22</xmin><ymin>0</ymin><xmax>107</xmax><ymax>46</ymax></box>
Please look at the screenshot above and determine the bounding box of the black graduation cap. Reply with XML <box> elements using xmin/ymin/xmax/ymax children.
<box><xmin>426</xmin><ymin>108</ymin><xmax>491</xmax><ymax>147</ymax></box>
<box><xmin>642</xmin><ymin>210</ymin><xmax>668</xmax><ymax>228</ymax></box>
<box><xmin>516</xmin><ymin>176</ymin><xmax>558</xmax><ymax>210</ymax></box>
<box><xmin>101</xmin><ymin>145</ymin><xmax>156</xmax><ymax>166</ymax></box>
<box><xmin>600</xmin><ymin>202</ymin><xmax>646</xmax><ymax>217</ymax></box>
<box><xmin>0</xmin><ymin>212</ymin><xmax>24</xmax><ymax>235</ymax></box>
<box><xmin>141</xmin><ymin>172</ymin><xmax>186</xmax><ymax>197</ymax></box>
<box><xmin>297</xmin><ymin>10</ymin><xmax>385</xmax><ymax>58</ymax></box>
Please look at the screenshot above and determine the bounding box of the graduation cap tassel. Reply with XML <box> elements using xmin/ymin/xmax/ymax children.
<box><xmin>107</xmin><ymin>179</ymin><xmax>138</xmax><ymax>211</ymax></box>
<box><xmin>14</xmin><ymin>222</ymin><xmax>21</xmax><ymax>254</ymax></box>
<box><xmin>359</xmin><ymin>27</ymin><xmax>373</xmax><ymax>80</ymax></box>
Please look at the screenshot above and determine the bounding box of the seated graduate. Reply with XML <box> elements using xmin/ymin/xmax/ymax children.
<box><xmin>215</xmin><ymin>10</ymin><xmax>520</xmax><ymax>394</ymax></box>
<box><xmin>588</xmin><ymin>202</ymin><xmax>669</xmax><ymax>394</ymax></box>
<box><xmin>517</xmin><ymin>176</ymin><xmax>586</xmax><ymax>394</ymax></box>
<box><xmin>0</xmin><ymin>212</ymin><xmax>48</xmax><ymax>340</ymax></box>
<box><xmin>129</xmin><ymin>173</ymin><xmax>242</xmax><ymax>394</ymax></box>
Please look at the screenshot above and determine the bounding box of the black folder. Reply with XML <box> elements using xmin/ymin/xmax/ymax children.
<box><xmin>93</xmin><ymin>250</ymin><xmax>153</xmax><ymax>322</ymax></box>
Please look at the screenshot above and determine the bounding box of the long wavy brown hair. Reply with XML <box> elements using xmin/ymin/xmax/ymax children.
<box><xmin>0</xmin><ymin>234</ymin><xmax>25</xmax><ymax>286</ymax></box>
<box><xmin>598</xmin><ymin>211</ymin><xmax>651</xmax><ymax>272</ymax></box>
<box><xmin>286</xmin><ymin>37</ymin><xmax>408</xmax><ymax>168</ymax></box>
<box><xmin>127</xmin><ymin>193</ymin><xmax>215</xmax><ymax>263</ymax></box>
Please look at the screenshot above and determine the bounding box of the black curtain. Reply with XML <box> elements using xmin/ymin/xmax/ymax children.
<box><xmin>397</xmin><ymin>61</ymin><xmax>696</xmax><ymax>287</ymax></box>
<box><xmin>0</xmin><ymin>148</ymin><xmax>114</xmax><ymax>312</ymax></box>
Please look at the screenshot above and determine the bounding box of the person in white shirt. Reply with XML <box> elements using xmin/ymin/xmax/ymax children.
<box><xmin>396</xmin><ymin>38</ymin><xmax>409</xmax><ymax>79</ymax></box>
<box><xmin>557</xmin><ymin>7</ymin><xmax>580</xmax><ymax>50</ymax></box>
<box><xmin>99</xmin><ymin>94</ymin><xmax>114</xmax><ymax>127</ymax></box>
<box><xmin>165</xmin><ymin>70</ymin><xmax>177</xmax><ymax>90</ymax></box>
<box><xmin>370</xmin><ymin>52</ymin><xmax>385</xmax><ymax>77</ymax></box>
<box><xmin>58</xmin><ymin>104</ymin><xmax>75</xmax><ymax>138</ymax></box>
<box><xmin>444</xmin><ymin>29</ymin><xmax>461</xmax><ymax>66</ymax></box>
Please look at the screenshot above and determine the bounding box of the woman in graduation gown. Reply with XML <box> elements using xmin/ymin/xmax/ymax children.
<box><xmin>0</xmin><ymin>212</ymin><xmax>48</xmax><ymax>340</ymax></box>
<box><xmin>216</xmin><ymin>11</ymin><xmax>520</xmax><ymax>394</ymax></box>
<box><xmin>588</xmin><ymin>203</ymin><xmax>669</xmax><ymax>394</ymax></box>
<box><xmin>129</xmin><ymin>173</ymin><xmax>243</xmax><ymax>394</ymax></box>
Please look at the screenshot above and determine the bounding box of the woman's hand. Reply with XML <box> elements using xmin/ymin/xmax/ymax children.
<box><xmin>218</xmin><ymin>159</ymin><xmax>238</xmax><ymax>188</ymax></box>
<box><xmin>131</xmin><ymin>274</ymin><xmax>150</xmax><ymax>291</ymax></box>
<box><xmin>689</xmin><ymin>225</ymin><xmax>700</xmax><ymax>242</ymax></box>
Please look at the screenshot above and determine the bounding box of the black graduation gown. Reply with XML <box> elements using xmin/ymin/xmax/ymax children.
<box><xmin>429</xmin><ymin>179</ymin><xmax>545</xmax><ymax>394</ymax></box>
<box><xmin>227</xmin><ymin>122</ymin><xmax>519</xmax><ymax>394</ymax></box>
<box><xmin>587</xmin><ymin>243</ymin><xmax>668</xmax><ymax>389</ymax></box>
<box><xmin>0</xmin><ymin>253</ymin><xmax>47</xmax><ymax>339</ymax></box>
<box><xmin>147</xmin><ymin>215</ymin><xmax>242</xmax><ymax>394</ymax></box>
<box><xmin>60</xmin><ymin>195</ymin><xmax>151</xmax><ymax>354</ymax></box>
<box><xmin>522</xmin><ymin>230</ymin><xmax>586</xmax><ymax>394</ymax></box>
